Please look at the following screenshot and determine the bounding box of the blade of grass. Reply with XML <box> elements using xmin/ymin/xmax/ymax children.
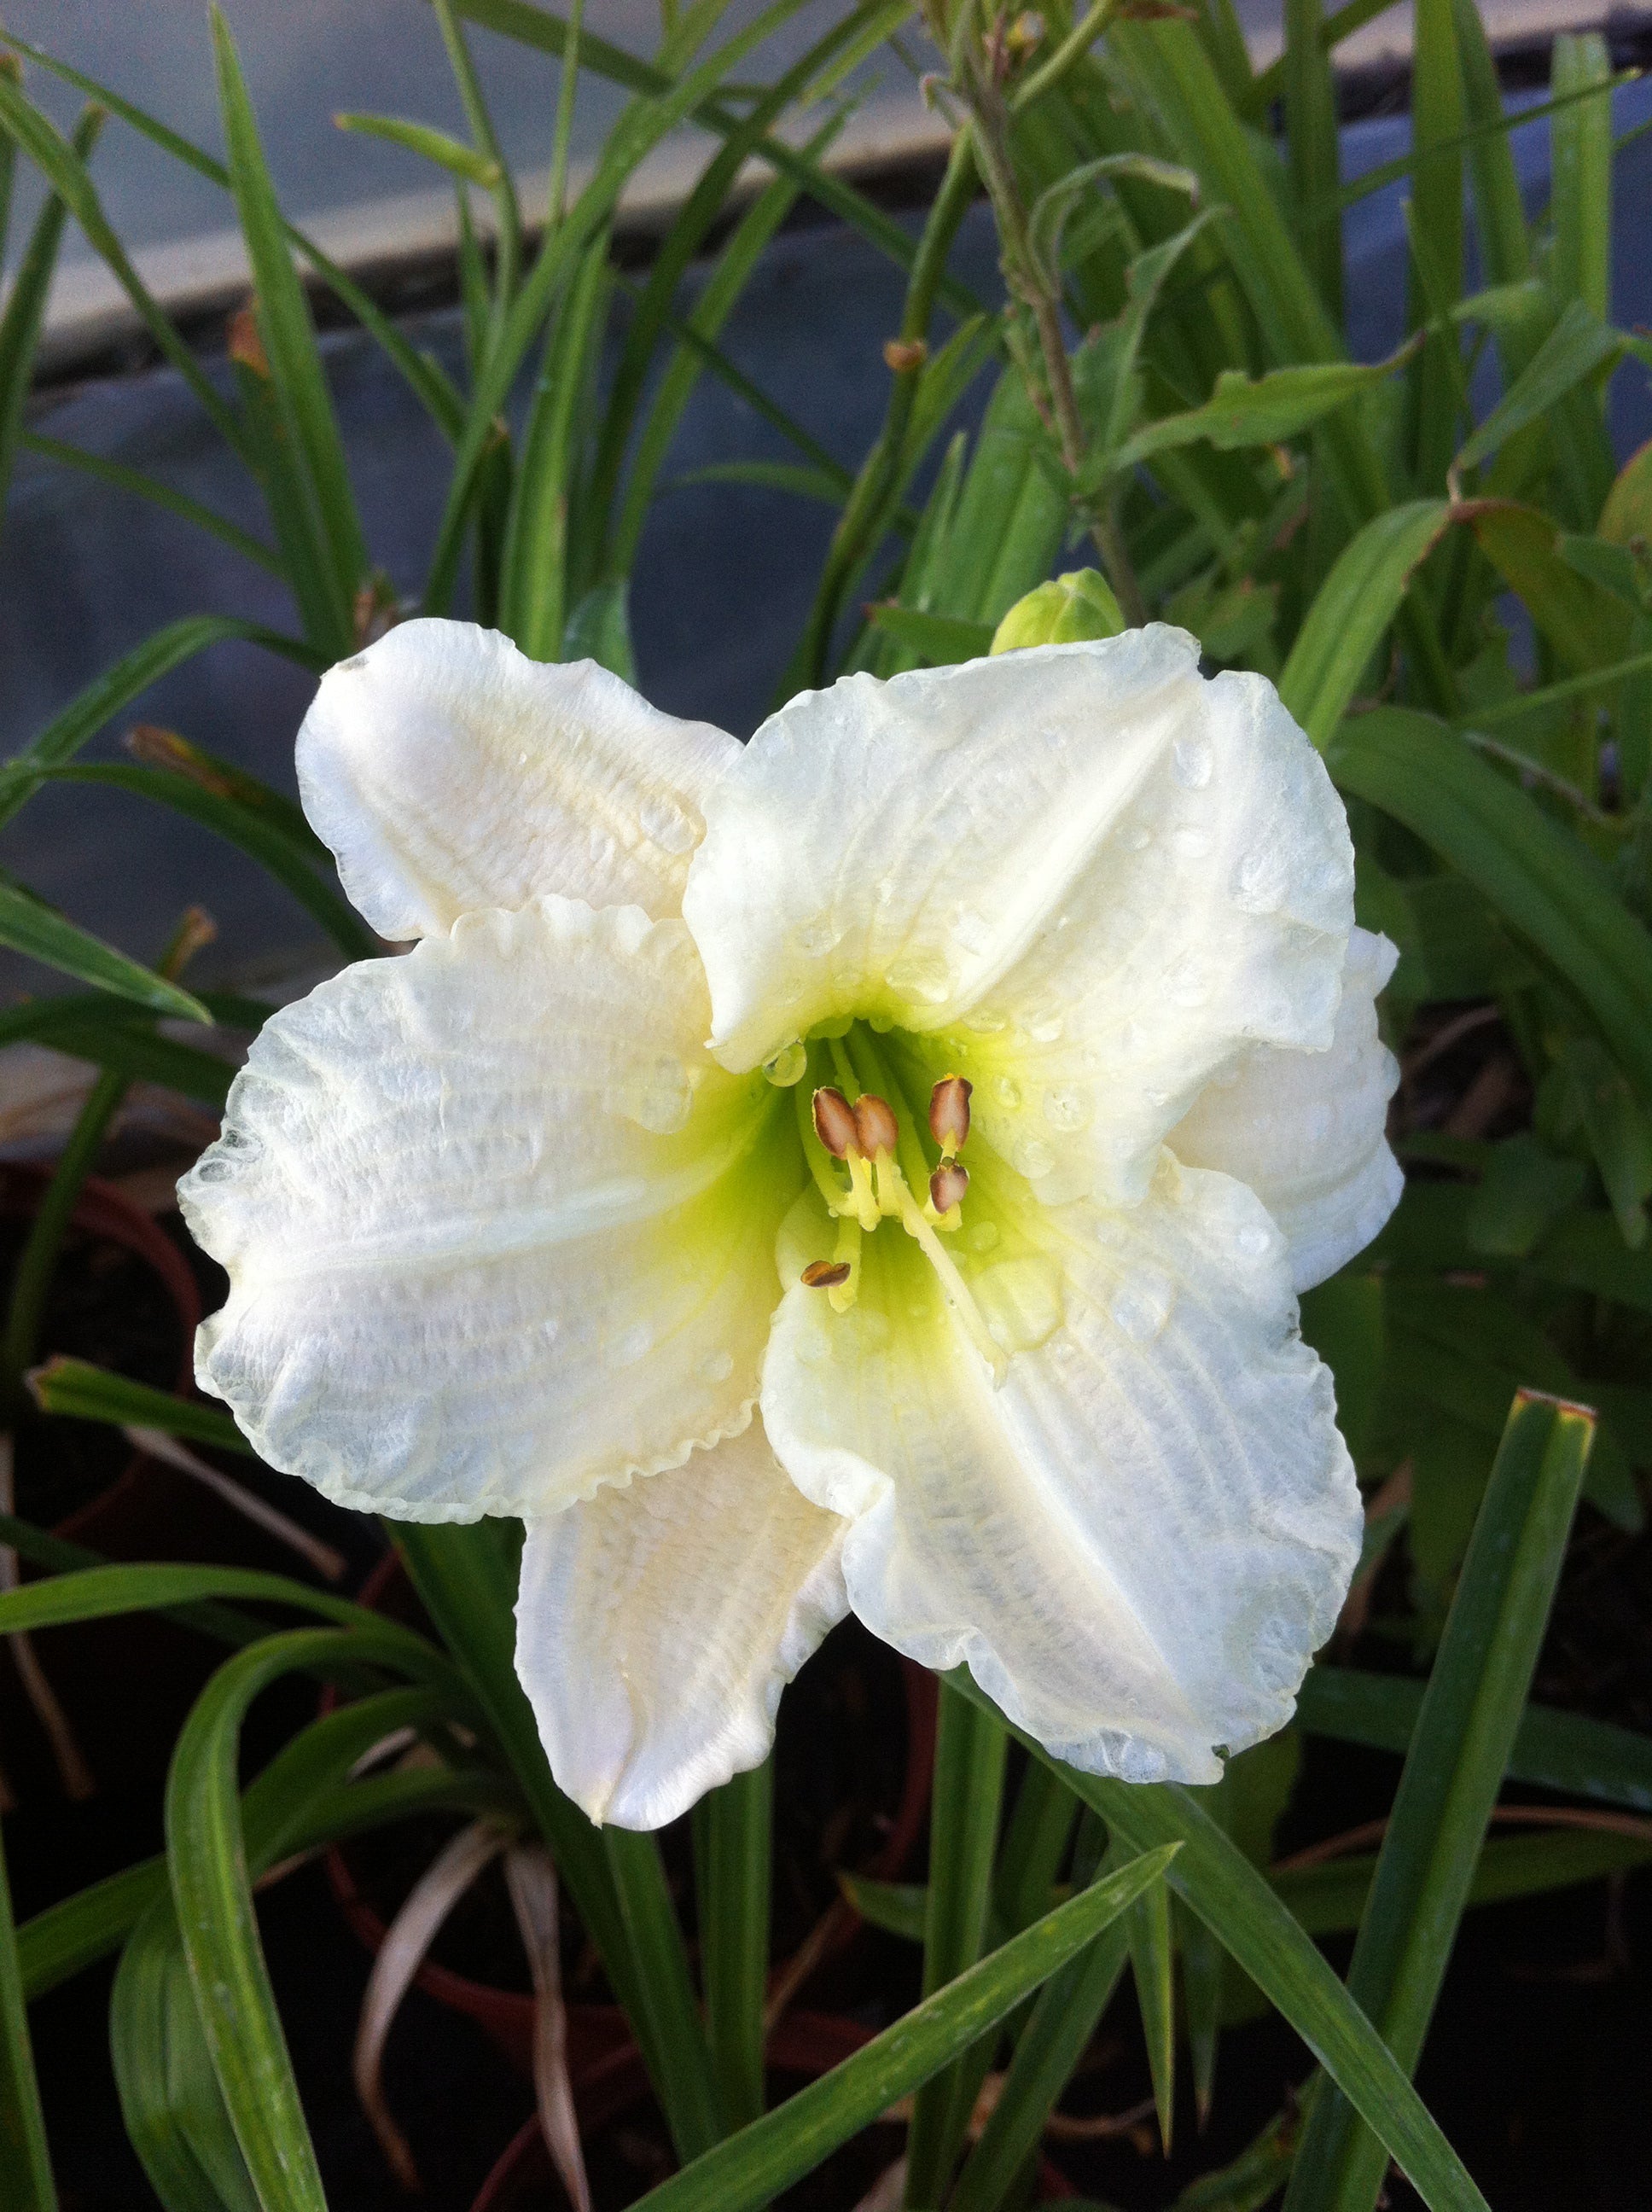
<box><xmin>1404</xmin><ymin>0</ymin><xmax>1466</xmax><ymax>495</ymax></box>
<box><xmin>433</xmin><ymin>0</ymin><xmax>523</xmax><ymax>314</ymax></box>
<box><xmin>1550</xmin><ymin>34</ymin><xmax>1612</xmax><ymax>324</ymax></box>
<box><xmin>949</xmin><ymin>1832</ymin><xmax>1135</xmax><ymax>2212</ymax></box>
<box><xmin>0</xmin><ymin>103</ymin><xmax>103</xmax><ymax>536</ymax></box>
<box><xmin>699</xmin><ymin>1761</ymin><xmax>772</xmax><ymax>2131</ymax></box>
<box><xmin>0</xmin><ymin>1811</ymin><xmax>55</xmax><ymax>2212</ymax></box>
<box><xmin>1277</xmin><ymin>500</ymin><xmax>1452</xmax><ymax>743</ymax></box>
<box><xmin>211</xmin><ymin>7</ymin><xmax>368</xmax><ymax>635</ymax></box>
<box><xmin>0</xmin><ymin>880</ymin><xmax>210</xmax><ymax>1022</ymax></box>
<box><xmin>1326</xmin><ymin>705</ymin><xmax>1652</xmax><ymax>1104</ymax></box>
<box><xmin>165</xmin><ymin>1624</ymin><xmax>457</xmax><ymax>2212</ymax></box>
<box><xmin>17</xmin><ymin>433</ymin><xmax>282</xmax><ymax>574</ymax></box>
<box><xmin>1283</xmin><ymin>0</ymin><xmax>1341</xmax><ymax>319</ymax></box>
<box><xmin>0</xmin><ymin>615</ymin><xmax>323</xmax><ymax>830</ymax></box>
<box><xmin>0</xmin><ymin>32</ymin><xmax>465</xmax><ymax>440</ymax></box>
<box><xmin>28</xmin><ymin>1359</ymin><xmax>249</xmax><ymax>1453</ymax></box>
<box><xmin>1126</xmin><ymin>1850</ymin><xmax>1177</xmax><ymax>2151</ymax></box>
<box><xmin>1283</xmin><ymin>1390</ymin><xmax>1594</xmax><ymax>2212</ymax></box>
<box><xmin>31</xmin><ymin>763</ymin><xmax>375</xmax><ymax>960</ymax></box>
<box><xmin>944</xmin><ymin>1673</ymin><xmax>1491</xmax><ymax>2212</ymax></box>
<box><xmin>1297</xmin><ymin>1668</ymin><xmax>1652</xmax><ymax>1814</ymax></box>
<box><xmin>0</xmin><ymin>77</ymin><xmax>247</xmax><ymax>459</ymax></box>
<box><xmin>904</xmin><ymin>1679</ymin><xmax>1008</xmax><ymax>2209</ymax></box>
<box><xmin>628</xmin><ymin>1845</ymin><xmax>1180</xmax><ymax>2212</ymax></box>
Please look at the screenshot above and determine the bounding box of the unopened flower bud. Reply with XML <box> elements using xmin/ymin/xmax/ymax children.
<box><xmin>928</xmin><ymin>1074</ymin><xmax>972</xmax><ymax>1155</ymax></box>
<box><xmin>801</xmin><ymin>1259</ymin><xmax>852</xmax><ymax>1289</ymax></box>
<box><xmin>990</xmin><ymin>569</ymin><xmax>1125</xmax><ymax>655</ymax></box>
<box><xmin>813</xmin><ymin>1086</ymin><xmax>859</xmax><ymax>1158</ymax></box>
<box><xmin>930</xmin><ymin>1160</ymin><xmax>969</xmax><ymax>1215</ymax></box>
<box><xmin>852</xmin><ymin>1092</ymin><xmax>899</xmax><ymax>1157</ymax></box>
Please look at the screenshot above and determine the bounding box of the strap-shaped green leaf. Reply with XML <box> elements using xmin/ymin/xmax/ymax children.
<box><xmin>28</xmin><ymin>1358</ymin><xmax>249</xmax><ymax>1453</ymax></box>
<box><xmin>0</xmin><ymin>1813</ymin><xmax>55</xmax><ymax>2212</ymax></box>
<box><xmin>0</xmin><ymin>881</ymin><xmax>210</xmax><ymax>1022</ymax></box>
<box><xmin>698</xmin><ymin>1762</ymin><xmax>772</xmax><ymax>2133</ymax></box>
<box><xmin>1297</xmin><ymin>1665</ymin><xmax>1652</xmax><ymax>1813</ymax></box>
<box><xmin>944</xmin><ymin>1674</ymin><xmax>1490</xmax><ymax>2212</ymax></box>
<box><xmin>1278</xmin><ymin>500</ymin><xmax>1451</xmax><ymax>744</ymax></box>
<box><xmin>1283</xmin><ymin>1390</ymin><xmax>1594</xmax><ymax>2212</ymax></box>
<box><xmin>0</xmin><ymin>103</ymin><xmax>102</xmax><ymax>537</ymax></box>
<box><xmin>333</xmin><ymin>111</ymin><xmax>500</xmax><ymax>187</ymax></box>
<box><xmin>1113</xmin><ymin>353</ymin><xmax>1411</xmax><ymax>474</ymax></box>
<box><xmin>628</xmin><ymin>1844</ymin><xmax>1180</xmax><ymax>2212</ymax></box>
<box><xmin>1326</xmin><ymin>705</ymin><xmax>1652</xmax><ymax>1103</ymax></box>
<box><xmin>905</xmin><ymin>1681</ymin><xmax>1009</xmax><ymax>2206</ymax></box>
<box><xmin>1454</xmin><ymin>297</ymin><xmax>1621</xmax><ymax>474</ymax></box>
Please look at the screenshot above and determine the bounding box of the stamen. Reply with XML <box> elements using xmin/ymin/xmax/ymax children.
<box><xmin>852</xmin><ymin>1092</ymin><xmax>899</xmax><ymax>1158</ymax></box>
<box><xmin>930</xmin><ymin>1160</ymin><xmax>969</xmax><ymax>1216</ymax></box>
<box><xmin>801</xmin><ymin>1259</ymin><xmax>852</xmax><ymax>1289</ymax></box>
<box><xmin>929</xmin><ymin>1074</ymin><xmax>973</xmax><ymax>1155</ymax></box>
<box><xmin>813</xmin><ymin>1086</ymin><xmax>858</xmax><ymax>1159</ymax></box>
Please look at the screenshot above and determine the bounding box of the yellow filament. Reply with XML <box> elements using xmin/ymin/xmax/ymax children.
<box><xmin>828</xmin><ymin>1215</ymin><xmax>862</xmax><ymax>1313</ymax></box>
<box><xmin>887</xmin><ymin>1164</ymin><xmax>1008</xmax><ymax>1387</ymax></box>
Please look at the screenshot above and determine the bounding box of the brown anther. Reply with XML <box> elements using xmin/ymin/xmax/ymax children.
<box><xmin>226</xmin><ymin>302</ymin><xmax>269</xmax><ymax>377</ymax></box>
<box><xmin>801</xmin><ymin>1260</ymin><xmax>852</xmax><ymax>1289</ymax></box>
<box><xmin>852</xmin><ymin>1092</ymin><xmax>900</xmax><ymax>1157</ymax></box>
<box><xmin>812</xmin><ymin>1086</ymin><xmax>859</xmax><ymax>1159</ymax></box>
<box><xmin>883</xmin><ymin>337</ymin><xmax>928</xmax><ymax>375</ymax></box>
<box><xmin>928</xmin><ymin>1074</ymin><xmax>973</xmax><ymax>1155</ymax></box>
<box><xmin>930</xmin><ymin>1160</ymin><xmax>969</xmax><ymax>1214</ymax></box>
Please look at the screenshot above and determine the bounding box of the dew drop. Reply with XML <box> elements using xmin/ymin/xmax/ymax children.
<box><xmin>798</xmin><ymin>919</ymin><xmax>841</xmax><ymax>957</ymax></box>
<box><xmin>637</xmin><ymin>792</ymin><xmax>697</xmax><ymax>854</ymax></box>
<box><xmin>764</xmin><ymin>1039</ymin><xmax>807</xmax><ymax>1087</ymax></box>
<box><xmin>1173</xmin><ymin>737</ymin><xmax>1213</xmax><ymax>789</ymax></box>
<box><xmin>1233</xmin><ymin>847</ymin><xmax>1280</xmax><ymax>911</ymax></box>
<box><xmin>623</xmin><ymin>1057</ymin><xmax>695</xmax><ymax>1132</ymax></box>
<box><xmin>974</xmin><ymin>1256</ymin><xmax>1064</xmax><ymax>1353</ymax></box>
<box><xmin>1015</xmin><ymin>1136</ymin><xmax>1057</xmax><ymax>1179</ymax></box>
<box><xmin>1042</xmin><ymin>1086</ymin><xmax>1091</xmax><ymax>1132</ymax></box>
<box><xmin>699</xmin><ymin>1349</ymin><xmax>736</xmax><ymax>1382</ymax></box>
<box><xmin>609</xmin><ymin>1321</ymin><xmax>654</xmax><ymax>1369</ymax></box>
<box><xmin>867</xmin><ymin>1011</ymin><xmax>896</xmax><ymax>1033</ymax></box>
<box><xmin>951</xmin><ymin>905</ymin><xmax>992</xmax><ymax>953</ymax></box>
<box><xmin>1109</xmin><ymin>1270</ymin><xmax>1176</xmax><ymax>1342</ymax></box>
<box><xmin>890</xmin><ymin>956</ymin><xmax>952</xmax><ymax>1005</ymax></box>
<box><xmin>966</xmin><ymin>1220</ymin><xmax>1001</xmax><ymax>1254</ymax></box>
<box><xmin>1235</xmin><ymin>1224</ymin><xmax>1273</xmax><ymax>1258</ymax></box>
<box><xmin>966</xmin><ymin>1009</ymin><xmax>1008</xmax><ymax>1035</ymax></box>
<box><xmin>1172</xmin><ymin>827</ymin><xmax>1213</xmax><ymax>859</ymax></box>
<box><xmin>996</xmin><ymin>1076</ymin><xmax>1023</xmax><ymax>1108</ymax></box>
<box><xmin>1123</xmin><ymin>824</ymin><xmax>1152</xmax><ymax>852</ymax></box>
<box><xmin>1028</xmin><ymin>1014</ymin><xmax>1065</xmax><ymax>1044</ymax></box>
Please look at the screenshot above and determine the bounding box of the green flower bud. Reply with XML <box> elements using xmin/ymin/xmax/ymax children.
<box><xmin>989</xmin><ymin>569</ymin><xmax>1126</xmax><ymax>655</ymax></box>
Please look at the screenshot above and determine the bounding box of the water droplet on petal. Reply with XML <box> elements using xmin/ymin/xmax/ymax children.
<box><xmin>764</xmin><ymin>1040</ymin><xmax>807</xmax><ymax>1087</ymax></box>
<box><xmin>1173</xmin><ymin>737</ymin><xmax>1213</xmax><ymax>789</ymax></box>
<box><xmin>1042</xmin><ymin>1086</ymin><xmax>1091</xmax><ymax>1131</ymax></box>
<box><xmin>1109</xmin><ymin>1270</ymin><xmax>1176</xmax><ymax>1342</ymax></box>
<box><xmin>609</xmin><ymin>1322</ymin><xmax>654</xmax><ymax>1369</ymax></box>
<box><xmin>1172</xmin><ymin>827</ymin><xmax>1213</xmax><ymax>859</ymax></box>
<box><xmin>974</xmin><ymin>1256</ymin><xmax>1064</xmax><ymax>1354</ymax></box>
<box><xmin>966</xmin><ymin>1009</ymin><xmax>1007</xmax><ymax>1035</ymax></box>
<box><xmin>996</xmin><ymin>1077</ymin><xmax>1022</xmax><ymax>1108</ymax></box>
<box><xmin>889</xmin><ymin>956</ymin><xmax>952</xmax><ymax>1005</ymax></box>
<box><xmin>637</xmin><ymin>792</ymin><xmax>697</xmax><ymax>854</ymax></box>
<box><xmin>1028</xmin><ymin>1014</ymin><xmax>1065</xmax><ymax>1044</ymax></box>
<box><xmin>622</xmin><ymin>1057</ymin><xmax>695</xmax><ymax>1132</ymax></box>
<box><xmin>798</xmin><ymin>919</ymin><xmax>841</xmax><ymax>957</ymax></box>
<box><xmin>966</xmin><ymin>1220</ymin><xmax>1001</xmax><ymax>1254</ymax></box>
<box><xmin>699</xmin><ymin>1349</ymin><xmax>736</xmax><ymax>1382</ymax></box>
<box><xmin>1015</xmin><ymin>1136</ymin><xmax>1057</xmax><ymax>1179</ymax></box>
<box><xmin>1235</xmin><ymin>1223</ymin><xmax>1273</xmax><ymax>1258</ymax></box>
<box><xmin>1124</xmin><ymin>824</ymin><xmax>1152</xmax><ymax>852</ymax></box>
<box><xmin>951</xmin><ymin>905</ymin><xmax>992</xmax><ymax>953</ymax></box>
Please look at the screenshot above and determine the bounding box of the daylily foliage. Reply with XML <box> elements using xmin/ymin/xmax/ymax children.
<box><xmin>180</xmin><ymin>617</ymin><xmax>1399</xmax><ymax>1829</ymax></box>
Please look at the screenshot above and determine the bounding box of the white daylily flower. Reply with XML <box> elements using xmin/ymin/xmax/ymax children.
<box><xmin>179</xmin><ymin>618</ymin><xmax>1400</xmax><ymax>1830</ymax></box>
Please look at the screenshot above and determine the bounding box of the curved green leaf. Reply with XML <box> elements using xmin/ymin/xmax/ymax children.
<box><xmin>1278</xmin><ymin>500</ymin><xmax>1451</xmax><ymax>744</ymax></box>
<box><xmin>0</xmin><ymin>881</ymin><xmax>210</xmax><ymax>1022</ymax></box>
<box><xmin>1327</xmin><ymin>705</ymin><xmax>1652</xmax><ymax>1102</ymax></box>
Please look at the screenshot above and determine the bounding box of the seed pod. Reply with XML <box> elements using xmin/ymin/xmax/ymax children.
<box><xmin>801</xmin><ymin>1259</ymin><xmax>852</xmax><ymax>1289</ymax></box>
<box><xmin>928</xmin><ymin>1074</ymin><xmax>973</xmax><ymax>1155</ymax></box>
<box><xmin>930</xmin><ymin>1160</ymin><xmax>969</xmax><ymax>1215</ymax></box>
<box><xmin>852</xmin><ymin>1092</ymin><xmax>900</xmax><ymax>1157</ymax></box>
<box><xmin>812</xmin><ymin>1086</ymin><xmax>858</xmax><ymax>1158</ymax></box>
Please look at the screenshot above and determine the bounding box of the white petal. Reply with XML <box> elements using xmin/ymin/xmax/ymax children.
<box><xmin>298</xmin><ymin>620</ymin><xmax>739</xmax><ymax>937</ymax></box>
<box><xmin>515</xmin><ymin>1420</ymin><xmax>848</xmax><ymax>1829</ymax></box>
<box><xmin>1168</xmin><ymin>929</ymin><xmax>1403</xmax><ymax>1291</ymax></box>
<box><xmin>761</xmin><ymin>1155</ymin><xmax>1361</xmax><ymax>1784</ymax></box>
<box><xmin>180</xmin><ymin>897</ymin><xmax>794</xmax><ymax>1521</ymax></box>
<box><xmin>683</xmin><ymin>633</ymin><xmax>1353</xmax><ymax>1202</ymax></box>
